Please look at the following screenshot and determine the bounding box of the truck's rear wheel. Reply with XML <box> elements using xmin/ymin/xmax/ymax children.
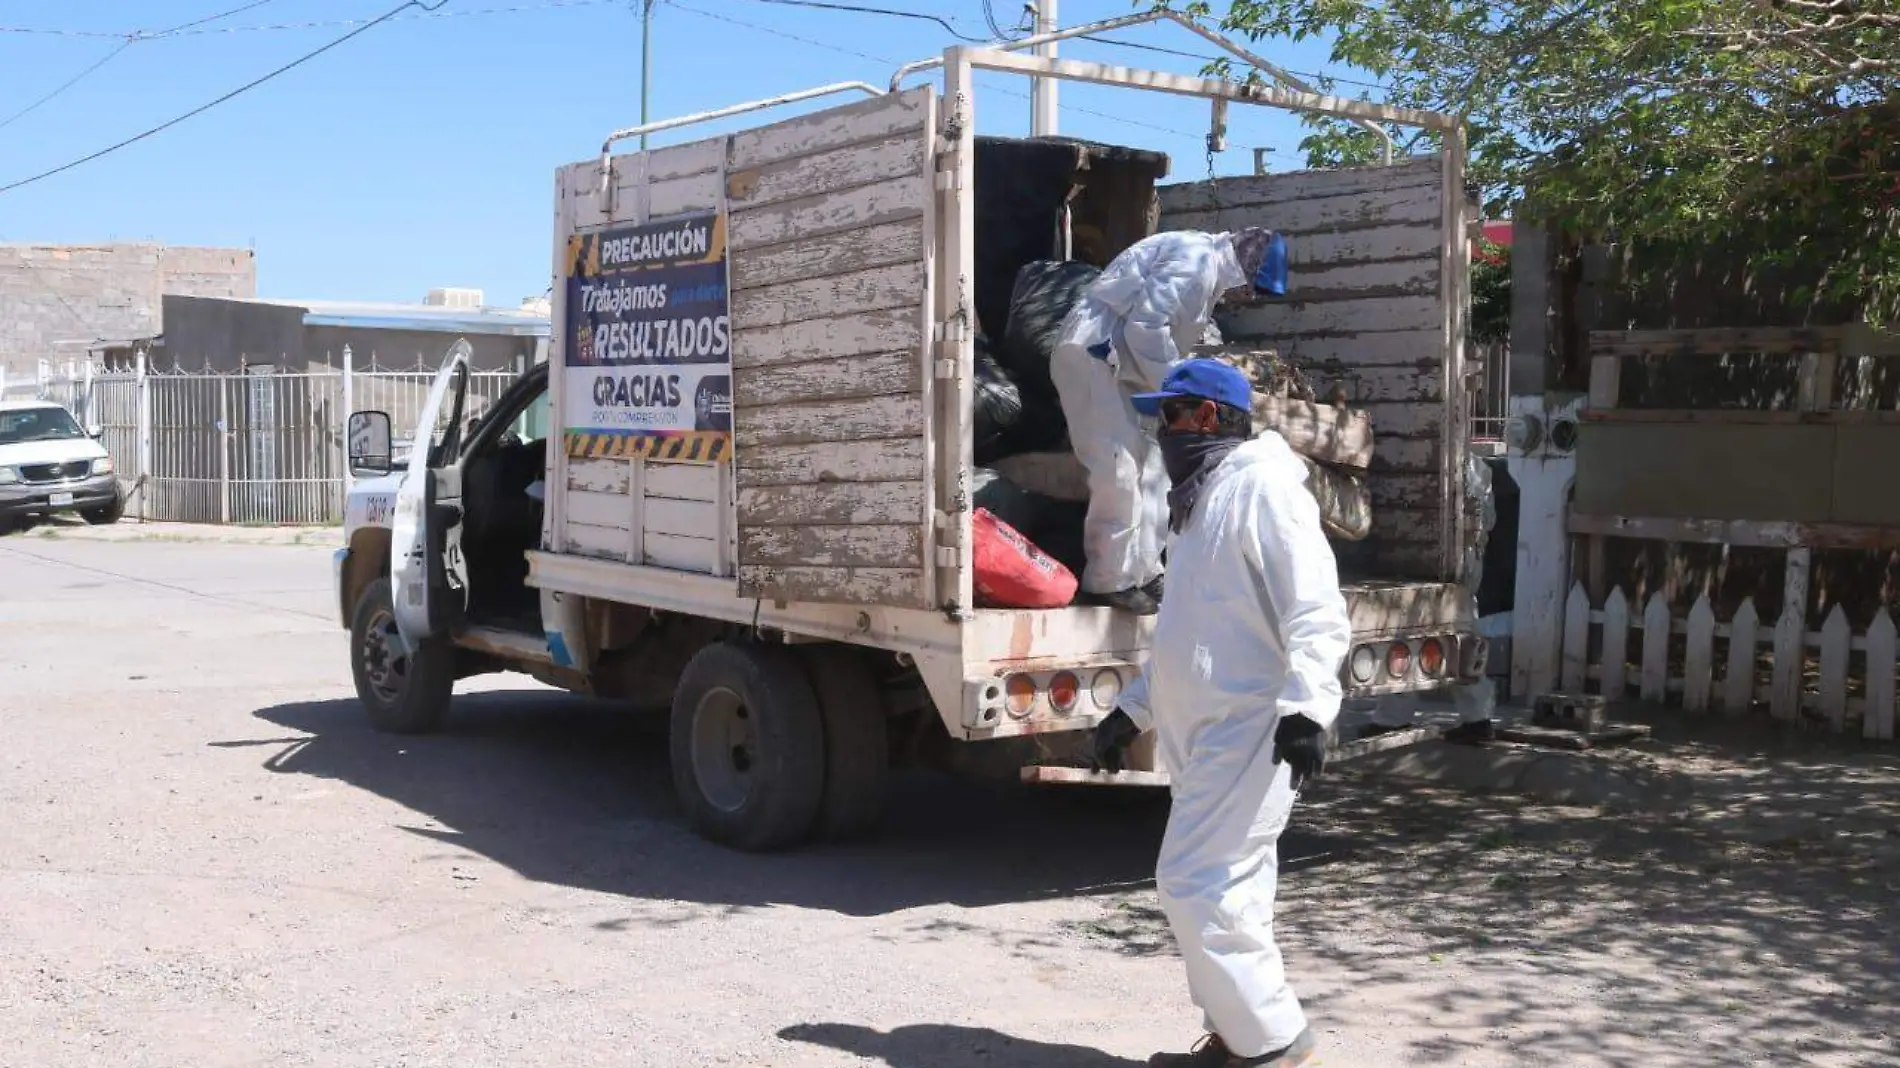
<box><xmin>798</xmin><ymin>645</ymin><xmax>889</xmax><ymax>841</ymax></box>
<box><xmin>670</xmin><ymin>642</ymin><xmax>826</xmax><ymax>851</ymax></box>
<box><xmin>350</xmin><ymin>577</ymin><xmax>454</xmax><ymax>734</ymax></box>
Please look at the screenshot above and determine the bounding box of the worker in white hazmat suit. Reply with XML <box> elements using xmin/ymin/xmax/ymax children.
<box><xmin>1050</xmin><ymin>227</ymin><xmax>1287</xmax><ymax>614</ymax></box>
<box><xmin>1091</xmin><ymin>359</ymin><xmax>1350</xmax><ymax>1068</ymax></box>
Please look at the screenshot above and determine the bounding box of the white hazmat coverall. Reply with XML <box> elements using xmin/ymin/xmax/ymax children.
<box><xmin>1117</xmin><ymin>433</ymin><xmax>1353</xmax><ymax>1058</ymax></box>
<box><xmin>1050</xmin><ymin>231</ymin><xmax>1249</xmax><ymax>595</ymax></box>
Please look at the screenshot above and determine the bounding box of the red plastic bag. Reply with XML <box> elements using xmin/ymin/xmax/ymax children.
<box><xmin>972</xmin><ymin>507</ymin><xmax>1078</xmax><ymax>609</ymax></box>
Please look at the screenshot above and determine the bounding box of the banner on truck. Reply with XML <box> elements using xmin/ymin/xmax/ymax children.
<box><xmin>562</xmin><ymin>211</ymin><xmax>733</xmax><ymax>460</ymax></box>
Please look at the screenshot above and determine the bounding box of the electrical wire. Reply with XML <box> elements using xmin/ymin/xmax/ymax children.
<box><xmin>664</xmin><ymin>0</ymin><xmax>1198</xmax><ymax>142</ymax></box>
<box><xmin>0</xmin><ymin>1</ymin><xmax>609</xmax><ymax>40</ymax></box>
<box><xmin>0</xmin><ymin>41</ymin><xmax>134</xmax><ymax>133</ymax></box>
<box><xmin>981</xmin><ymin>0</ymin><xmax>1027</xmax><ymax>42</ymax></box>
<box><xmin>0</xmin><ymin>2</ymin><xmax>284</xmax><ymax>134</ymax></box>
<box><xmin>727</xmin><ymin>0</ymin><xmax>989</xmax><ymax>43</ymax></box>
<box><xmin>0</xmin><ymin>1</ymin><xmax>450</xmax><ymax>196</ymax></box>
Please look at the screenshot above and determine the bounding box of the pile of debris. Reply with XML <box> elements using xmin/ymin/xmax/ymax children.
<box><xmin>987</xmin><ymin>338</ymin><xmax>1378</xmax><ymax>550</ymax></box>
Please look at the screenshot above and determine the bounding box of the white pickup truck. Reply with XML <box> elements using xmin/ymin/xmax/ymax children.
<box><xmin>334</xmin><ymin>15</ymin><xmax>1487</xmax><ymax>851</ymax></box>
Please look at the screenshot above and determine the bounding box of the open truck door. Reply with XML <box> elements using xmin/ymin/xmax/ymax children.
<box><xmin>391</xmin><ymin>340</ymin><xmax>474</xmax><ymax>643</ymax></box>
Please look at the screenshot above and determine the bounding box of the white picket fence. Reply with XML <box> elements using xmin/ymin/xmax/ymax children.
<box><xmin>1559</xmin><ymin>581</ymin><xmax>1898</xmax><ymax>740</ymax></box>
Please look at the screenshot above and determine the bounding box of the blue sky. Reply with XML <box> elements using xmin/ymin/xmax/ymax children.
<box><xmin>0</xmin><ymin>1</ymin><xmax>1359</xmax><ymax>306</ymax></box>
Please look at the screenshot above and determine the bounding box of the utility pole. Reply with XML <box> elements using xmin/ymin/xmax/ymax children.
<box><xmin>639</xmin><ymin>0</ymin><xmax>656</xmax><ymax>150</ymax></box>
<box><xmin>1030</xmin><ymin>0</ymin><xmax>1056</xmax><ymax>137</ymax></box>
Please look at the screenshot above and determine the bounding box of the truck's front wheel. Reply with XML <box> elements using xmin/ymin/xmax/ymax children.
<box><xmin>670</xmin><ymin>642</ymin><xmax>826</xmax><ymax>851</ymax></box>
<box><xmin>350</xmin><ymin>577</ymin><xmax>454</xmax><ymax>734</ymax></box>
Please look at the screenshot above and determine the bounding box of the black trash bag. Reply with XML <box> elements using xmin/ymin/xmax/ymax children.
<box><xmin>1001</xmin><ymin>260</ymin><xmax>1100</xmax><ymax>407</ymax></box>
<box><xmin>991</xmin><ymin>390</ymin><xmax>1069</xmax><ymax>458</ymax></box>
<box><xmin>972</xmin><ymin>467</ymin><xmax>1043</xmax><ymax>538</ymax></box>
<box><xmin>973</xmin><ymin>334</ymin><xmax>1024</xmax><ymax>466</ymax></box>
<box><xmin>1028</xmin><ymin>497</ymin><xmax>1088</xmax><ymax>581</ymax></box>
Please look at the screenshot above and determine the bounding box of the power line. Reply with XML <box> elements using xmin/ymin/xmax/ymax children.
<box><xmin>981</xmin><ymin>0</ymin><xmax>1028</xmax><ymax>42</ymax></box>
<box><xmin>727</xmin><ymin>0</ymin><xmax>989</xmax><ymax>43</ymax></box>
<box><xmin>0</xmin><ymin>1</ymin><xmax>604</xmax><ymax>40</ymax></box>
<box><xmin>664</xmin><ymin>0</ymin><xmax>1198</xmax><ymax>142</ymax></box>
<box><xmin>0</xmin><ymin>2</ymin><xmax>284</xmax><ymax>134</ymax></box>
<box><xmin>0</xmin><ymin>41</ymin><xmax>133</xmax><ymax>133</ymax></box>
<box><xmin>159</xmin><ymin>0</ymin><xmax>284</xmax><ymax>37</ymax></box>
<box><xmin>0</xmin><ymin>0</ymin><xmax>450</xmax><ymax>196</ymax></box>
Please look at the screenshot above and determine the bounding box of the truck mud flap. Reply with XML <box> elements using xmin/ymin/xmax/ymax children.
<box><xmin>1019</xmin><ymin>724</ymin><xmax>1443</xmax><ymax>788</ymax></box>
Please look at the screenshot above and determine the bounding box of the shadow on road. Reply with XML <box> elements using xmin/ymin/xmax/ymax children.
<box><xmin>246</xmin><ymin>691</ymin><xmax>1353</xmax><ymax>917</ymax></box>
<box><xmin>779</xmin><ymin>1022</ymin><xmax>1143</xmax><ymax>1068</ymax></box>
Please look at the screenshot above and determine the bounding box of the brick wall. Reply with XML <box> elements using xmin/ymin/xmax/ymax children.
<box><xmin>0</xmin><ymin>243</ymin><xmax>255</xmax><ymax>380</ymax></box>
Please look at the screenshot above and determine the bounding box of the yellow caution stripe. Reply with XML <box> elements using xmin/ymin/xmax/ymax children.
<box><xmin>563</xmin><ymin>430</ymin><xmax>731</xmax><ymax>462</ymax></box>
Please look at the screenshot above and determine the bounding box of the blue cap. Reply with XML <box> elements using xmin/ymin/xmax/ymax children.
<box><xmin>1254</xmin><ymin>231</ymin><xmax>1288</xmax><ymax>296</ymax></box>
<box><xmin>1132</xmin><ymin>358</ymin><xmax>1254</xmax><ymax>417</ymax></box>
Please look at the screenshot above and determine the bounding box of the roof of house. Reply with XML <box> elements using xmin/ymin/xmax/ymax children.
<box><xmin>229</xmin><ymin>297</ymin><xmax>551</xmax><ymax>337</ymax></box>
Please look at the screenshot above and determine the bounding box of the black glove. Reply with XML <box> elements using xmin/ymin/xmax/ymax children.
<box><xmin>1090</xmin><ymin>709</ymin><xmax>1141</xmax><ymax>774</ymax></box>
<box><xmin>1271</xmin><ymin>713</ymin><xmax>1328</xmax><ymax>791</ymax></box>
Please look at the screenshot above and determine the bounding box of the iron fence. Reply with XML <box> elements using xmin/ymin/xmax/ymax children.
<box><xmin>1468</xmin><ymin>340</ymin><xmax>1511</xmax><ymax>443</ymax></box>
<box><xmin>5</xmin><ymin>352</ymin><xmax>521</xmax><ymax>525</ymax></box>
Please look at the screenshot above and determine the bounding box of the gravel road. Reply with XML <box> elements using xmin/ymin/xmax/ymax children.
<box><xmin>1</xmin><ymin>532</ymin><xmax>1893</xmax><ymax>1067</ymax></box>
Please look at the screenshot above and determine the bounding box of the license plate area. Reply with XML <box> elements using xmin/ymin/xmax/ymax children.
<box><xmin>49</xmin><ymin>492</ymin><xmax>75</xmax><ymax>506</ymax></box>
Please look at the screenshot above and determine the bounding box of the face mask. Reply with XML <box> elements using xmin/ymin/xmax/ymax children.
<box><xmin>1159</xmin><ymin>430</ymin><xmax>1243</xmax><ymax>533</ymax></box>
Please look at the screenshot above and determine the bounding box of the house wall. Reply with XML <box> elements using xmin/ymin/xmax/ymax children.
<box><xmin>0</xmin><ymin>243</ymin><xmax>255</xmax><ymax>378</ymax></box>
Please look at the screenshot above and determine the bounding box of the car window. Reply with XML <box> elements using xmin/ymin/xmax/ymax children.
<box><xmin>0</xmin><ymin>408</ymin><xmax>84</xmax><ymax>445</ymax></box>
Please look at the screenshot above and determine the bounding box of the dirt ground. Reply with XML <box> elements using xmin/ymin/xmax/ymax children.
<box><xmin>1</xmin><ymin>526</ymin><xmax>1895</xmax><ymax>1067</ymax></box>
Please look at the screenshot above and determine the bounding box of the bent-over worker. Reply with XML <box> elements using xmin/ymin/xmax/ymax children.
<box><xmin>1092</xmin><ymin>359</ymin><xmax>1351</xmax><ymax>1068</ymax></box>
<box><xmin>1050</xmin><ymin>227</ymin><xmax>1286</xmax><ymax>614</ymax></box>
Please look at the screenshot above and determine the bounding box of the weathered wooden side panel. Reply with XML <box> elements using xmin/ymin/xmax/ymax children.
<box><xmin>736</xmin><ymin>438</ymin><xmax>926</xmax><ymax>486</ymax></box>
<box><xmin>730</xmin><ymin>262</ymin><xmax>925</xmax><ymax>331</ymax></box>
<box><xmin>728</xmin><ymin>220</ymin><xmax>924</xmax><ymax>292</ymax></box>
<box><xmin>726</xmin><ymin>87</ymin><xmax>936</xmax><ymax>610</ymax></box>
<box><xmin>1163</xmin><ymin>154</ymin><xmax>1458</xmax><ymax>580</ymax></box>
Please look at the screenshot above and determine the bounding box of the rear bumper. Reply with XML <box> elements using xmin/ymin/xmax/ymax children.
<box><xmin>0</xmin><ymin>474</ymin><xmax>119</xmax><ymax>518</ymax></box>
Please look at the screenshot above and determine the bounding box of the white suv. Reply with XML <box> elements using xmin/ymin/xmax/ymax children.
<box><xmin>0</xmin><ymin>400</ymin><xmax>122</xmax><ymax>533</ymax></box>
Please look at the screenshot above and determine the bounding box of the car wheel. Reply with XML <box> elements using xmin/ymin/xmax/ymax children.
<box><xmin>82</xmin><ymin>489</ymin><xmax>124</xmax><ymax>525</ymax></box>
<box><xmin>350</xmin><ymin>577</ymin><xmax>454</xmax><ymax>734</ymax></box>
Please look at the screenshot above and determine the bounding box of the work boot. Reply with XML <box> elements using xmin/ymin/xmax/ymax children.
<box><xmin>1149</xmin><ymin>1029</ymin><xmax>1317</xmax><ymax>1068</ymax></box>
<box><xmin>1443</xmin><ymin>718</ymin><xmax>1496</xmax><ymax>746</ymax></box>
<box><xmin>1087</xmin><ymin>587</ymin><xmax>1159</xmax><ymax>616</ymax></box>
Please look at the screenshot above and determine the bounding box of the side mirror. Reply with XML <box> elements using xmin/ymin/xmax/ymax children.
<box><xmin>86</xmin><ymin>423</ymin><xmax>104</xmax><ymax>439</ymax></box>
<box><xmin>347</xmin><ymin>410</ymin><xmax>394</xmax><ymax>475</ymax></box>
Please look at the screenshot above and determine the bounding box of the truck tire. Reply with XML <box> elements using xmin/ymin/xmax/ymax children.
<box><xmin>798</xmin><ymin>645</ymin><xmax>890</xmax><ymax>841</ymax></box>
<box><xmin>670</xmin><ymin>642</ymin><xmax>826</xmax><ymax>851</ymax></box>
<box><xmin>350</xmin><ymin>577</ymin><xmax>454</xmax><ymax>735</ymax></box>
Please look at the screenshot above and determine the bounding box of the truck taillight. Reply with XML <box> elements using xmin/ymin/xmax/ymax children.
<box><xmin>1349</xmin><ymin>645</ymin><xmax>1377</xmax><ymax>683</ymax></box>
<box><xmin>1004</xmin><ymin>675</ymin><xmax>1037</xmax><ymax>719</ymax></box>
<box><xmin>1419</xmin><ymin>638</ymin><xmax>1445</xmax><ymax>677</ymax></box>
<box><xmin>1048</xmin><ymin>671</ymin><xmax>1080</xmax><ymax>713</ymax></box>
<box><xmin>1386</xmin><ymin>642</ymin><xmax>1411</xmax><ymax>679</ymax></box>
<box><xmin>1090</xmin><ymin>669</ymin><xmax>1122</xmax><ymax>710</ymax></box>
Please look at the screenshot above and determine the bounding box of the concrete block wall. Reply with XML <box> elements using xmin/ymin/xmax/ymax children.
<box><xmin>0</xmin><ymin>243</ymin><xmax>255</xmax><ymax>379</ymax></box>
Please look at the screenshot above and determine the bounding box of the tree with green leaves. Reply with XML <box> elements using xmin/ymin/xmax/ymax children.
<box><xmin>1182</xmin><ymin>0</ymin><xmax>1900</xmax><ymax>324</ymax></box>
